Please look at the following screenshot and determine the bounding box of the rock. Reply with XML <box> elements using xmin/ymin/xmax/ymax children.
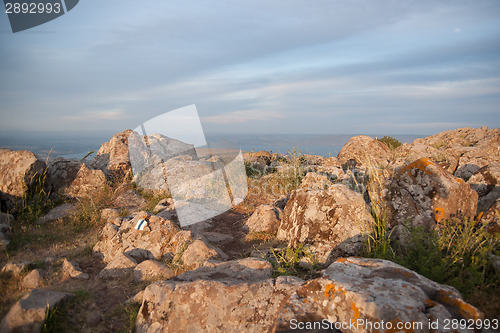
<box><xmin>201</xmin><ymin>232</ymin><xmax>234</xmax><ymax>244</ymax></box>
<box><xmin>85</xmin><ymin>311</ymin><xmax>102</xmax><ymax>327</ymax></box>
<box><xmin>321</xmin><ymin>156</ymin><xmax>342</xmax><ymax>168</ymax></box>
<box><xmin>301</xmin><ymin>154</ymin><xmax>326</xmax><ymax>165</ymax></box>
<box><xmin>100</xmin><ymin>208</ymin><xmax>121</xmax><ymax>224</ymax></box>
<box><xmin>62</xmin><ymin>259</ymin><xmax>89</xmax><ymax>280</ymax></box>
<box><xmin>45</xmin><ymin>158</ymin><xmax>81</xmax><ymax>196</ymax></box>
<box><xmin>113</xmin><ymin>189</ymin><xmax>146</xmax><ymax>211</ymax></box>
<box><xmin>277</xmin><ymin>184</ymin><xmax>374</xmax><ymax>264</ymax></box>
<box><xmin>90</xmin><ymin>129</ymin><xmax>133</xmax><ymax>182</ymax></box>
<box><xmin>276</xmin><ymin>257</ymin><xmax>484</xmax><ymax>332</ymax></box>
<box><xmin>388</xmin><ymin>157</ymin><xmax>478</xmax><ymax>227</ymax></box>
<box><xmin>135</xmin><ymin>259</ymin><xmax>292</xmax><ymax>333</ymax></box>
<box><xmin>93</xmin><ymin>211</ymin><xmax>180</xmax><ymax>263</ymax></box>
<box><xmin>1</xmin><ymin>262</ymin><xmax>30</xmax><ymax>276</ymax></box>
<box><xmin>180</xmin><ymin>239</ymin><xmax>227</xmax><ymax>268</ymax></box>
<box><xmin>0</xmin><ymin>289</ymin><xmax>72</xmax><ymax>333</ymax></box>
<box><xmin>489</xmin><ymin>253</ymin><xmax>500</xmax><ymax>274</ymax></box>
<box><xmin>0</xmin><ymin>149</ymin><xmax>46</xmax><ymax>211</ymax></box>
<box><xmin>337</xmin><ymin>135</ymin><xmax>392</xmax><ymax>167</ymax></box>
<box><xmin>0</xmin><ymin>223</ymin><xmax>9</xmax><ymax>247</ymax></box>
<box><xmin>299</xmin><ymin>172</ymin><xmax>333</xmax><ymax>190</ymax></box>
<box><xmin>129</xmin><ymin>132</ymin><xmax>198</xmax><ymax>190</ymax></box>
<box><xmin>273</xmin><ymin>196</ymin><xmax>289</xmax><ymax>210</ymax></box>
<box><xmin>481</xmin><ymin>198</ymin><xmax>500</xmax><ymax>234</ymax></box>
<box><xmin>63</xmin><ymin>164</ymin><xmax>107</xmax><ymax>198</ymax></box>
<box><xmin>35</xmin><ymin>203</ymin><xmax>76</xmax><ymax>224</ymax></box>
<box><xmin>153</xmin><ymin>198</ymin><xmax>174</xmax><ymax>212</ymax></box>
<box><xmin>244</xmin><ymin>204</ymin><xmax>282</xmax><ymax>237</ymax></box>
<box><xmin>98</xmin><ymin>252</ymin><xmax>137</xmax><ymax>279</ymax></box>
<box><xmin>455</xmin><ymin>146</ymin><xmax>500</xmax><ymax>180</ymax></box>
<box><xmin>243</xmin><ymin>150</ymin><xmax>273</xmax><ymax>165</ymax></box>
<box><xmin>468</xmin><ymin>163</ymin><xmax>500</xmax><ymax>212</ymax></box>
<box><xmin>176</xmin><ymin>257</ymin><xmax>273</xmax><ymax>282</ymax></box>
<box><xmin>0</xmin><ymin>212</ymin><xmax>14</xmax><ymax>224</ymax></box>
<box><xmin>21</xmin><ymin>269</ymin><xmax>43</xmax><ymax>289</ymax></box>
<box><xmin>133</xmin><ymin>260</ymin><xmax>175</xmax><ymax>282</ymax></box>
<box><xmin>0</xmin><ymin>213</ymin><xmax>12</xmax><ymax>247</ymax></box>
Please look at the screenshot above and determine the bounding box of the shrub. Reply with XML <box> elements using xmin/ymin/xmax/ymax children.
<box><xmin>377</xmin><ymin>136</ymin><xmax>402</xmax><ymax>150</ymax></box>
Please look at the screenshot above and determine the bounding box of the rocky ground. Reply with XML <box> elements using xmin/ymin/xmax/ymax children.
<box><xmin>0</xmin><ymin>127</ymin><xmax>499</xmax><ymax>332</ymax></box>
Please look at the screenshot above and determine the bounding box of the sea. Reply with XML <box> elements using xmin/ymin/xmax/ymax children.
<box><xmin>0</xmin><ymin>132</ymin><xmax>424</xmax><ymax>161</ymax></box>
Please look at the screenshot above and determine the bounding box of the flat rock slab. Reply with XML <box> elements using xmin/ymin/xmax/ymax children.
<box><xmin>0</xmin><ymin>289</ymin><xmax>72</xmax><ymax>333</ymax></box>
<box><xmin>36</xmin><ymin>203</ymin><xmax>77</xmax><ymax>224</ymax></box>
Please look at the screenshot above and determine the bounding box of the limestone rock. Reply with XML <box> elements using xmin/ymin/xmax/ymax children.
<box><xmin>468</xmin><ymin>163</ymin><xmax>500</xmax><ymax>212</ymax></box>
<box><xmin>90</xmin><ymin>129</ymin><xmax>133</xmax><ymax>182</ymax></box>
<box><xmin>21</xmin><ymin>269</ymin><xmax>43</xmax><ymax>289</ymax></box>
<box><xmin>337</xmin><ymin>135</ymin><xmax>392</xmax><ymax>167</ymax></box>
<box><xmin>244</xmin><ymin>204</ymin><xmax>282</xmax><ymax>236</ymax></box>
<box><xmin>135</xmin><ymin>259</ymin><xmax>292</xmax><ymax>333</ymax></box>
<box><xmin>0</xmin><ymin>213</ymin><xmax>12</xmax><ymax>247</ymax></box>
<box><xmin>1</xmin><ymin>262</ymin><xmax>30</xmax><ymax>276</ymax></box>
<box><xmin>277</xmin><ymin>257</ymin><xmax>484</xmax><ymax>332</ymax></box>
<box><xmin>455</xmin><ymin>146</ymin><xmax>500</xmax><ymax>180</ymax></box>
<box><xmin>481</xmin><ymin>198</ymin><xmax>500</xmax><ymax>234</ymax></box>
<box><xmin>98</xmin><ymin>252</ymin><xmax>137</xmax><ymax>279</ymax></box>
<box><xmin>176</xmin><ymin>257</ymin><xmax>273</xmax><ymax>282</ymax></box>
<box><xmin>277</xmin><ymin>184</ymin><xmax>374</xmax><ymax>264</ymax></box>
<box><xmin>243</xmin><ymin>150</ymin><xmax>273</xmax><ymax>165</ymax></box>
<box><xmin>133</xmin><ymin>260</ymin><xmax>175</xmax><ymax>282</ymax></box>
<box><xmin>100</xmin><ymin>208</ymin><xmax>121</xmax><ymax>224</ymax></box>
<box><xmin>0</xmin><ymin>149</ymin><xmax>46</xmax><ymax>211</ymax></box>
<box><xmin>62</xmin><ymin>259</ymin><xmax>89</xmax><ymax>280</ymax></box>
<box><xmin>0</xmin><ymin>289</ymin><xmax>72</xmax><ymax>333</ymax></box>
<box><xmin>93</xmin><ymin>211</ymin><xmax>180</xmax><ymax>263</ymax></box>
<box><xmin>180</xmin><ymin>239</ymin><xmax>227</xmax><ymax>269</ymax></box>
<box><xmin>113</xmin><ymin>189</ymin><xmax>146</xmax><ymax>211</ymax></box>
<box><xmin>0</xmin><ymin>212</ymin><xmax>14</xmax><ymax>224</ymax></box>
<box><xmin>35</xmin><ymin>203</ymin><xmax>76</xmax><ymax>224</ymax></box>
<box><xmin>45</xmin><ymin>158</ymin><xmax>81</xmax><ymax>196</ymax></box>
<box><xmin>63</xmin><ymin>164</ymin><xmax>106</xmax><ymax>198</ymax></box>
<box><xmin>299</xmin><ymin>172</ymin><xmax>333</xmax><ymax>190</ymax></box>
<box><xmin>388</xmin><ymin>157</ymin><xmax>478</xmax><ymax>227</ymax></box>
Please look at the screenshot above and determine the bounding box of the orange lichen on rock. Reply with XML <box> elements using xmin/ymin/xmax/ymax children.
<box><xmin>436</xmin><ymin>290</ymin><xmax>484</xmax><ymax>320</ymax></box>
<box><xmin>434</xmin><ymin>207</ymin><xmax>445</xmax><ymax>222</ymax></box>
<box><xmin>402</xmin><ymin>157</ymin><xmax>435</xmax><ymax>177</ymax></box>
<box><xmin>324</xmin><ymin>283</ymin><xmax>345</xmax><ymax>298</ymax></box>
<box><xmin>351</xmin><ymin>302</ymin><xmax>361</xmax><ymax>319</ymax></box>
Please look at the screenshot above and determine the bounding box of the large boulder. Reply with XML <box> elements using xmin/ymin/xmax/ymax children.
<box><xmin>61</xmin><ymin>164</ymin><xmax>106</xmax><ymax>199</ymax></box>
<box><xmin>243</xmin><ymin>204</ymin><xmax>282</xmax><ymax>236</ymax></box>
<box><xmin>388</xmin><ymin>157</ymin><xmax>478</xmax><ymax>227</ymax></box>
<box><xmin>135</xmin><ymin>257</ymin><xmax>483</xmax><ymax>333</ymax></box>
<box><xmin>276</xmin><ymin>257</ymin><xmax>484</xmax><ymax>332</ymax></box>
<box><xmin>467</xmin><ymin>163</ymin><xmax>500</xmax><ymax>212</ymax></box>
<box><xmin>0</xmin><ymin>149</ymin><xmax>46</xmax><ymax>211</ymax></box>
<box><xmin>93</xmin><ymin>211</ymin><xmax>180</xmax><ymax>263</ymax></box>
<box><xmin>0</xmin><ymin>289</ymin><xmax>72</xmax><ymax>332</ymax></box>
<box><xmin>337</xmin><ymin>135</ymin><xmax>392</xmax><ymax>168</ymax></box>
<box><xmin>277</xmin><ymin>183</ymin><xmax>374</xmax><ymax>264</ymax></box>
<box><xmin>135</xmin><ymin>258</ymin><xmax>294</xmax><ymax>333</ymax></box>
<box><xmin>90</xmin><ymin>129</ymin><xmax>133</xmax><ymax>182</ymax></box>
<box><xmin>45</xmin><ymin>158</ymin><xmax>80</xmax><ymax>196</ymax></box>
<box><xmin>455</xmin><ymin>146</ymin><xmax>500</xmax><ymax>180</ymax></box>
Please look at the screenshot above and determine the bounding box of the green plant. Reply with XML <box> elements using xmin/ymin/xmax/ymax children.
<box><xmin>377</xmin><ymin>136</ymin><xmax>402</xmax><ymax>150</ymax></box>
<box><xmin>42</xmin><ymin>305</ymin><xmax>65</xmax><ymax>333</ymax></box>
<box><xmin>260</xmin><ymin>244</ymin><xmax>320</xmax><ymax>279</ymax></box>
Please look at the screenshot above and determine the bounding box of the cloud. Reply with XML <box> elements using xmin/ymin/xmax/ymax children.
<box><xmin>203</xmin><ymin>110</ymin><xmax>284</xmax><ymax>124</ymax></box>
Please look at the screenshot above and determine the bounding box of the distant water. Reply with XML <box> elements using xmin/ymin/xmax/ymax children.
<box><xmin>0</xmin><ymin>132</ymin><xmax>424</xmax><ymax>159</ymax></box>
<box><xmin>205</xmin><ymin>133</ymin><xmax>424</xmax><ymax>157</ymax></box>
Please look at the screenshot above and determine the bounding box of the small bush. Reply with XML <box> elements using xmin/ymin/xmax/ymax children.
<box><xmin>377</xmin><ymin>136</ymin><xmax>402</xmax><ymax>150</ymax></box>
<box><xmin>258</xmin><ymin>244</ymin><xmax>320</xmax><ymax>279</ymax></box>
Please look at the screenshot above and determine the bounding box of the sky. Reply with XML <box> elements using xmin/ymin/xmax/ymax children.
<box><xmin>0</xmin><ymin>0</ymin><xmax>499</xmax><ymax>138</ymax></box>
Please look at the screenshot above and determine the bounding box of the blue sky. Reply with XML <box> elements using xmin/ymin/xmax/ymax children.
<box><xmin>1</xmin><ymin>0</ymin><xmax>499</xmax><ymax>137</ymax></box>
